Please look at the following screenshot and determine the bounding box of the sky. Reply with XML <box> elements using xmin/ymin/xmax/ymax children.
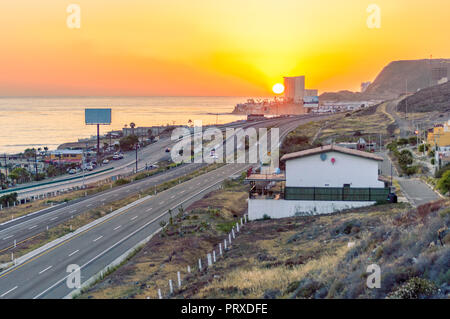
<box><xmin>1</xmin><ymin>0</ymin><xmax>450</xmax><ymax>97</ymax></box>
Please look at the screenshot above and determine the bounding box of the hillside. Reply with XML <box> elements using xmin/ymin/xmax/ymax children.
<box><xmin>397</xmin><ymin>81</ymin><xmax>450</xmax><ymax>113</ymax></box>
<box><xmin>77</xmin><ymin>173</ymin><xmax>450</xmax><ymax>299</ymax></box>
<box><xmin>320</xmin><ymin>59</ymin><xmax>450</xmax><ymax>102</ymax></box>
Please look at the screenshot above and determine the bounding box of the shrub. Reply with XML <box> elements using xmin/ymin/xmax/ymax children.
<box><xmin>418</xmin><ymin>144</ymin><xmax>425</xmax><ymax>153</ymax></box>
<box><xmin>0</xmin><ymin>192</ymin><xmax>18</xmax><ymax>206</ymax></box>
<box><xmin>114</xmin><ymin>178</ymin><xmax>130</xmax><ymax>186</ymax></box>
<box><xmin>435</xmin><ymin>163</ymin><xmax>450</xmax><ymax>178</ymax></box>
<box><xmin>387</xmin><ymin>277</ymin><xmax>438</xmax><ymax>299</ymax></box>
<box><xmin>437</xmin><ymin>170</ymin><xmax>450</xmax><ymax>194</ymax></box>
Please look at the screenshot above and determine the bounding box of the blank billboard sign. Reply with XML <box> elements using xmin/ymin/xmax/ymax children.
<box><xmin>85</xmin><ymin>108</ymin><xmax>111</xmax><ymax>125</ymax></box>
<box><xmin>303</xmin><ymin>96</ymin><xmax>319</xmax><ymax>108</ymax></box>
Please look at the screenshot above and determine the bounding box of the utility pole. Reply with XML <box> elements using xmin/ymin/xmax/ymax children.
<box><xmin>34</xmin><ymin>148</ymin><xmax>38</xmax><ymax>181</ymax></box>
<box><xmin>405</xmin><ymin>79</ymin><xmax>408</xmax><ymax>121</ymax></box>
<box><xmin>135</xmin><ymin>144</ymin><xmax>138</xmax><ymax>173</ymax></box>
<box><xmin>3</xmin><ymin>153</ymin><xmax>7</xmax><ymax>182</ymax></box>
<box><xmin>97</xmin><ymin>124</ymin><xmax>100</xmax><ymax>165</ymax></box>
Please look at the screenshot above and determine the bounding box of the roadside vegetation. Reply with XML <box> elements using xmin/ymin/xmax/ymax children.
<box><xmin>75</xmin><ymin>177</ymin><xmax>449</xmax><ymax>299</ymax></box>
<box><xmin>76</xmin><ymin>174</ymin><xmax>250</xmax><ymax>299</ymax></box>
<box><xmin>178</xmin><ymin>199</ymin><xmax>449</xmax><ymax>299</ymax></box>
<box><xmin>0</xmin><ymin>163</ymin><xmax>224</xmax><ymax>265</ymax></box>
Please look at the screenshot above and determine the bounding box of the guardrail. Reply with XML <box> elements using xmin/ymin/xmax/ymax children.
<box><xmin>0</xmin><ymin>167</ymin><xmax>115</xmax><ymax>195</ymax></box>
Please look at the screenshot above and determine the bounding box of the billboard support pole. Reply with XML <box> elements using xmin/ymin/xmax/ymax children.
<box><xmin>97</xmin><ymin>124</ymin><xmax>100</xmax><ymax>165</ymax></box>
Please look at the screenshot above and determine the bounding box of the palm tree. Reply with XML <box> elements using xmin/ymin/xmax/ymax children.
<box><xmin>130</xmin><ymin>122</ymin><xmax>136</xmax><ymax>136</ymax></box>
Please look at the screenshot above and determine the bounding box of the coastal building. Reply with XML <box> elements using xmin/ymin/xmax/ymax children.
<box><xmin>247</xmin><ymin>145</ymin><xmax>389</xmax><ymax>220</ymax></box>
<box><xmin>122</xmin><ymin>126</ymin><xmax>163</xmax><ymax>137</ymax></box>
<box><xmin>45</xmin><ymin>150</ymin><xmax>83</xmax><ymax>165</ymax></box>
<box><xmin>283</xmin><ymin>76</ymin><xmax>305</xmax><ymax>104</ymax></box>
<box><xmin>427</xmin><ymin>120</ymin><xmax>450</xmax><ymax>147</ymax></box>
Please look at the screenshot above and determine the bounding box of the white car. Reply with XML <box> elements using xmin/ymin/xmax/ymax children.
<box><xmin>102</xmin><ymin>159</ymin><xmax>110</xmax><ymax>164</ymax></box>
<box><xmin>68</xmin><ymin>168</ymin><xmax>77</xmax><ymax>174</ymax></box>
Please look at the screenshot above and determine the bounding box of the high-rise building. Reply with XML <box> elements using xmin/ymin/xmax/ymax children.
<box><xmin>284</xmin><ymin>76</ymin><xmax>305</xmax><ymax>104</ymax></box>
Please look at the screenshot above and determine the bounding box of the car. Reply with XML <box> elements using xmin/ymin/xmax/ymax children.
<box><xmin>85</xmin><ymin>164</ymin><xmax>94</xmax><ymax>171</ymax></box>
<box><xmin>68</xmin><ymin>168</ymin><xmax>77</xmax><ymax>174</ymax></box>
<box><xmin>165</xmin><ymin>148</ymin><xmax>171</xmax><ymax>153</ymax></box>
<box><xmin>102</xmin><ymin>159</ymin><xmax>110</xmax><ymax>164</ymax></box>
<box><xmin>112</xmin><ymin>154</ymin><xmax>120</xmax><ymax>160</ymax></box>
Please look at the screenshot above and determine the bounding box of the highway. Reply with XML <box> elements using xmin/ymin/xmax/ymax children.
<box><xmin>0</xmin><ymin>116</ymin><xmax>303</xmax><ymax>255</ymax></box>
<box><xmin>0</xmin><ymin>164</ymin><xmax>250</xmax><ymax>299</ymax></box>
<box><xmin>2</xmin><ymin>118</ymin><xmax>290</xmax><ymax>200</ymax></box>
<box><xmin>0</xmin><ymin>163</ymin><xmax>205</xmax><ymax>254</ymax></box>
<box><xmin>0</xmin><ymin>114</ymin><xmax>329</xmax><ymax>299</ymax></box>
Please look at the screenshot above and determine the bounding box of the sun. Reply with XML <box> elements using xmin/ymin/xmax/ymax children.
<box><xmin>272</xmin><ymin>83</ymin><xmax>284</xmax><ymax>94</ymax></box>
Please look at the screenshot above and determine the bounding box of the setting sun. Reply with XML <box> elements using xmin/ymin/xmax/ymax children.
<box><xmin>272</xmin><ymin>83</ymin><xmax>285</xmax><ymax>94</ymax></box>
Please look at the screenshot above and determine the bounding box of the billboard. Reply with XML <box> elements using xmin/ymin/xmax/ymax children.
<box><xmin>85</xmin><ymin>108</ymin><xmax>112</xmax><ymax>125</ymax></box>
<box><xmin>303</xmin><ymin>96</ymin><xmax>319</xmax><ymax>108</ymax></box>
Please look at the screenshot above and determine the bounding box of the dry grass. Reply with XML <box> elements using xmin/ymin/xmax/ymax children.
<box><xmin>76</xmin><ymin>177</ymin><xmax>250</xmax><ymax>299</ymax></box>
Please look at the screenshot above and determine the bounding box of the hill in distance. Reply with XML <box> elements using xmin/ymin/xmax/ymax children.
<box><xmin>397</xmin><ymin>80</ymin><xmax>450</xmax><ymax>113</ymax></box>
<box><xmin>320</xmin><ymin>59</ymin><xmax>450</xmax><ymax>102</ymax></box>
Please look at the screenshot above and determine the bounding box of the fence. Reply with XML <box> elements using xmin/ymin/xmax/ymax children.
<box><xmin>155</xmin><ymin>214</ymin><xmax>249</xmax><ymax>299</ymax></box>
<box><xmin>284</xmin><ymin>186</ymin><xmax>390</xmax><ymax>202</ymax></box>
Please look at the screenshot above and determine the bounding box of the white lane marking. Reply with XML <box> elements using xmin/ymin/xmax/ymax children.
<box><xmin>113</xmin><ymin>225</ymin><xmax>121</xmax><ymax>231</ymax></box>
<box><xmin>29</xmin><ymin>225</ymin><xmax>37</xmax><ymax>230</ymax></box>
<box><xmin>126</xmin><ymin>190</ymin><xmax>131</xmax><ymax>193</ymax></box>
<box><xmin>159</xmin><ymin>201</ymin><xmax>165</xmax><ymax>205</ymax></box>
<box><xmin>93</xmin><ymin>236</ymin><xmax>103</xmax><ymax>242</ymax></box>
<box><xmin>146</xmin><ymin>208</ymin><xmax>153</xmax><ymax>212</ymax></box>
<box><xmin>130</xmin><ymin>216</ymin><xmax>138</xmax><ymax>221</ymax></box>
<box><xmin>180</xmin><ymin>190</ymin><xmax>185</xmax><ymax>194</ymax></box>
<box><xmin>68</xmin><ymin>250</ymin><xmax>79</xmax><ymax>257</ymax></box>
<box><xmin>70</xmin><ymin>210</ymin><xmax>77</xmax><ymax>213</ymax></box>
<box><xmin>86</xmin><ymin>204</ymin><xmax>92</xmax><ymax>208</ymax></box>
<box><xmin>34</xmin><ymin>165</ymin><xmax>250</xmax><ymax>299</ymax></box>
<box><xmin>170</xmin><ymin>195</ymin><xmax>175</xmax><ymax>199</ymax></box>
<box><xmin>1</xmin><ymin>286</ymin><xmax>18</xmax><ymax>297</ymax></box>
<box><xmin>2</xmin><ymin>235</ymin><xmax>13</xmax><ymax>240</ymax></box>
<box><xmin>39</xmin><ymin>266</ymin><xmax>52</xmax><ymax>275</ymax></box>
<box><xmin>50</xmin><ymin>217</ymin><xmax>58</xmax><ymax>221</ymax></box>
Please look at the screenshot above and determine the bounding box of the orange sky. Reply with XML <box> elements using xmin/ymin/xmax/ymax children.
<box><xmin>1</xmin><ymin>0</ymin><xmax>450</xmax><ymax>96</ymax></box>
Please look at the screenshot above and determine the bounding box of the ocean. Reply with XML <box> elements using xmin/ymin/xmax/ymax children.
<box><xmin>0</xmin><ymin>97</ymin><xmax>252</xmax><ymax>154</ymax></box>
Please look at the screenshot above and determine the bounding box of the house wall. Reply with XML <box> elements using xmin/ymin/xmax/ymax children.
<box><xmin>285</xmin><ymin>151</ymin><xmax>384</xmax><ymax>188</ymax></box>
<box><xmin>248</xmin><ymin>199</ymin><xmax>376</xmax><ymax>220</ymax></box>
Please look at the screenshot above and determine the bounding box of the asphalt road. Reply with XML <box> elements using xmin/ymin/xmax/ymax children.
<box><xmin>377</xmin><ymin>151</ymin><xmax>440</xmax><ymax>206</ymax></box>
<box><xmin>0</xmin><ymin>163</ymin><xmax>205</xmax><ymax>254</ymax></box>
<box><xmin>3</xmin><ymin>118</ymin><xmax>290</xmax><ymax>200</ymax></box>
<box><xmin>0</xmin><ymin>163</ymin><xmax>250</xmax><ymax>299</ymax></box>
<box><xmin>0</xmin><ymin>116</ymin><xmax>305</xmax><ymax>254</ymax></box>
<box><xmin>0</xmin><ymin>114</ymin><xmax>330</xmax><ymax>299</ymax></box>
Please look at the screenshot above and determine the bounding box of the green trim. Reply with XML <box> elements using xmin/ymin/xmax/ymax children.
<box><xmin>0</xmin><ymin>167</ymin><xmax>114</xmax><ymax>195</ymax></box>
<box><xmin>285</xmin><ymin>186</ymin><xmax>390</xmax><ymax>202</ymax></box>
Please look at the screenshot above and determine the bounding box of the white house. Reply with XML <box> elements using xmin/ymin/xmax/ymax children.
<box><xmin>247</xmin><ymin>144</ymin><xmax>389</xmax><ymax>220</ymax></box>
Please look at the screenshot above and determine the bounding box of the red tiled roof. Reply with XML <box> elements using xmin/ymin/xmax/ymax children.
<box><xmin>280</xmin><ymin>144</ymin><xmax>384</xmax><ymax>162</ymax></box>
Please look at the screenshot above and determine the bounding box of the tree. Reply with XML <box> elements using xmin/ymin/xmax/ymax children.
<box><xmin>119</xmin><ymin>135</ymin><xmax>139</xmax><ymax>151</ymax></box>
<box><xmin>9</xmin><ymin>167</ymin><xmax>31</xmax><ymax>184</ymax></box>
<box><xmin>437</xmin><ymin>170</ymin><xmax>450</xmax><ymax>195</ymax></box>
<box><xmin>130</xmin><ymin>122</ymin><xmax>136</xmax><ymax>136</ymax></box>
